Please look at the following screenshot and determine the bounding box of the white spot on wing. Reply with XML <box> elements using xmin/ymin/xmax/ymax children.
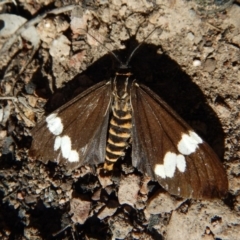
<box><xmin>189</xmin><ymin>131</ymin><xmax>203</xmax><ymax>144</ymax></box>
<box><xmin>46</xmin><ymin>113</ymin><xmax>57</xmax><ymax>122</ymax></box>
<box><xmin>61</xmin><ymin>135</ymin><xmax>71</xmax><ymax>159</ymax></box>
<box><xmin>154</xmin><ymin>152</ymin><xmax>186</xmax><ymax>178</ymax></box>
<box><xmin>46</xmin><ymin>114</ymin><xmax>79</xmax><ymax>163</ymax></box>
<box><xmin>68</xmin><ymin>150</ymin><xmax>79</xmax><ymax>162</ymax></box>
<box><xmin>46</xmin><ymin>113</ymin><xmax>63</xmax><ymax>135</ymax></box>
<box><xmin>54</xmin><ymin>136</ymin><xmax>62</xmax><ymax>151</ymax></box>
<box><xmin>177</xmin><ymin>131</ymin><xmax>203</xmax><ymax>155</ymax></box>
<box><xmin>176</xmin><ymin>154</ymin><xmax>186</xmax><ymax>172</ymax></box>
<box><xmin>154</xmin><ymin>164</ymin><xmax>166</xmax><ymax>178</ymax></box>
<box><xmin>164</xmin><ymin>152</ymin><xmax>177</xmax><ymax>178</ymax></box>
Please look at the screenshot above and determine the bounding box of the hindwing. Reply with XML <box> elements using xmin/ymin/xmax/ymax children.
<box><xmin>131</xmin><ymin>82</ymin><xmax>228</xmax><ymax>199</ymax></box>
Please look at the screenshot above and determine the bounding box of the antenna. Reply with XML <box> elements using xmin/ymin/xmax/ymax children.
<box><xmin>79</xmin><ymin>27</ymin><xmax>162</xmax><ymax>67</ymax></box>
<box><xmin>78</xmin><ymin>28</ymin><xmax>124</xmax><ymax>65</ymax></box>
<box><xmin>125</xmin><ymin>27</ymin><xmax>162</xmax><ymax>66</ymax></box>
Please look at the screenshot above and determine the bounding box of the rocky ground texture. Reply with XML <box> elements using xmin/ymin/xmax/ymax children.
<box><xmin>0</xmin><ymin>0</ymin><xmax>240</xmax><ymax>239</ymax></box>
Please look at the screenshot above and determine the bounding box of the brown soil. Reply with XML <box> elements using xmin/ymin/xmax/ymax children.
<box><xmin>0</xmin><ymin>1</ymin><xmax>239</xmax><ymax>239</ymax></box>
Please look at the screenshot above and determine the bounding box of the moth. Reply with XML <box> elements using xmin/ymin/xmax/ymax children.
<box><xmin>29</xmin><ymin>32</ymin><xmax>228</xmax><ymax>199</ymax></box>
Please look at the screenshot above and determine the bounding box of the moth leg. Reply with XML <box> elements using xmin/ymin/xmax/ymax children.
<box><xmin>126</xmin><ymin>137</ymin><xmax>132</xmax><ymax>149</ymax></box>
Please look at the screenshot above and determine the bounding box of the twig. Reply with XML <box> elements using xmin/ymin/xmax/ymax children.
<box><xmin>0</xmin><ymin>96</ymin><xmax>18</xmax><ymax>101</ymax></box>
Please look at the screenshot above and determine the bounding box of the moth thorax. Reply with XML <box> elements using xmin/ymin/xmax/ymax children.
<box><xmin>113</xmin><ymin>73</ymin><xmax>132</xmax><ymax>99</ymax></box>
<box><xmin>104</xmin><ymin>85</ymin><xmax>132</xmax><ymax>171</ymax></box>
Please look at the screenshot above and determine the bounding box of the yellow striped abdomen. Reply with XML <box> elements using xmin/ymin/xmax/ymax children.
<box><xmin>104</xmin><ymin>99</ymin><xmax>132</xmax><ymax>170</ymax></box>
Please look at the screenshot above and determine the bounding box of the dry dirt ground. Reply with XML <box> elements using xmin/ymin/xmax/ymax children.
<box><xmin>0</xmin><ymin>0</ymin><xmax>240</xmax><ymax>239</ymax></box>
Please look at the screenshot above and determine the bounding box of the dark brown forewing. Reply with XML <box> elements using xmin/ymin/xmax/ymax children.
<box><xmin>131</xmin><ymin>83</ymin><xmax>228</xmax><ymax>199</ymax></box>
<box><xmin>29</xmin><ymin>81</ymin><xmax>111</xmax><ymax>170</ymax></box>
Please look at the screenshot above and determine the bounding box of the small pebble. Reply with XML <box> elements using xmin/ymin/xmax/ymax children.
<box><xmin>186</xmin><ymin>32</ymin><xmax>195</xmax><ymax>41</ymax></box>
<box><xmin>70</xmin><ymin>197</ymin><xmax>91</xmax><ymax>224</ymax></box>
<box><xmin>203</xmin><ymin>58</ymin><xmax>216</xmax><ymax>72</ymax></box>
<box><xmin>118</xmin><ymin>174</ymin><xmax>140</xmax><ymax>207</ymax></box>
<box><xmin>193</xmin><ymin>59</ymin><xmax>201</xmax><ymax>67</ymax></box>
